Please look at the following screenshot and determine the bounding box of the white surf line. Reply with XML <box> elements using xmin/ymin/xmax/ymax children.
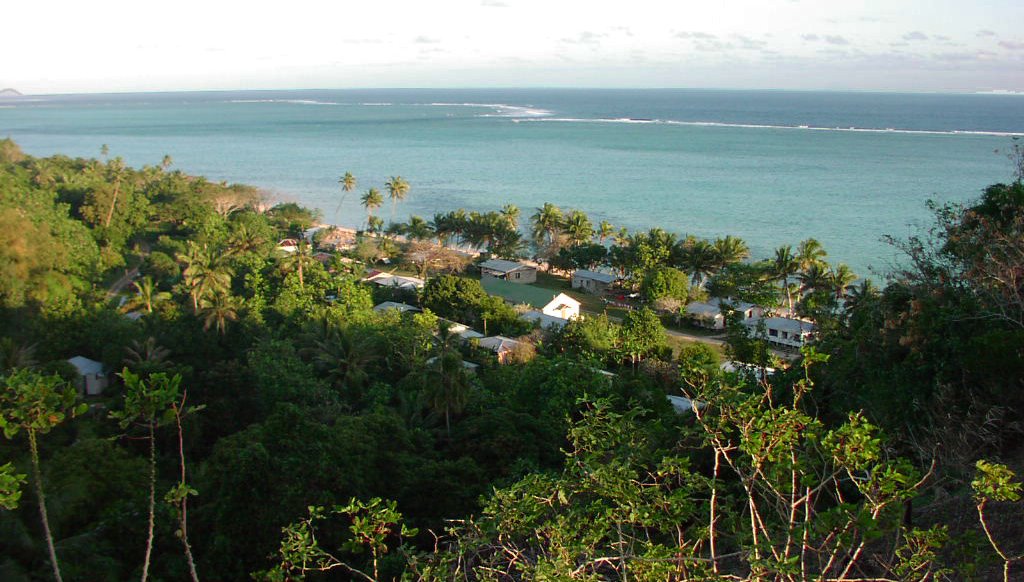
<box><xmin>517</xmin><ymin>117</ymin><xmax>1024</xmax><ymax>137</ymax></box>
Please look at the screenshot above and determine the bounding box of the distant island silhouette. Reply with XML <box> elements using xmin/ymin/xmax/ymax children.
<box><xmin>0</xmin><ymin>88</ymin><xmax>23</xmax><ymax>97</ymax></box>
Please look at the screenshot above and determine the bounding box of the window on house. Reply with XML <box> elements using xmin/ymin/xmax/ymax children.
<box><xmin>769</xmin><ymin>329</ymin><xmax>778</xmax><ymax>337</ymax></box>
<box><xmin>515</xmin><ymin>272</ymin><xmax>520</xmax><ymax>279</ymax></box>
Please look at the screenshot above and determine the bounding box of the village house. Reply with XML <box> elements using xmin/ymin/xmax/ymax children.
<box><xmin>363</xmin><ymin>271</ymin><xmax>425</xmax><ymax>291</ymax></box>
<box><xmin>743</xmin><ymin>316</ymin><xmax>816</xmax><ymax>348</ymax></box>
<box><xmin>372</xmin><ymin>301</ymin><xmax>420</xmax><ymax>314</ymax></box>
<box><xmin>521</xmin><ymin>293</ymin><xmax>582</xmax><ymax>330</ymax></box>
<box><xmin>439</xmin><ymin>319</ymin><xmax>486</xmax><ymax>341</ymax></box>
<box><xmin>684</xmin><ymin>297</ymin><xmax>765</xmax><ymax>330</ymax></box>
<box><xmin>542</xmin><ymin>292</ymin><xmax>581</xmax><ymax>320</ymax></box>
<box><xmin>571</xmin><ymin>269</ymin><xmax>617</xmax><ymax>294</ymax></box>
<box><xmin>67</xmin><ymin>356</ymin><xmax>107</xmax><ymax>396</ymax></box>
<box><xmin>479</xmin><ymin>259</ymin><xmax>537</xmax><ymax>284</ymax></box>
<box><xmin>277</xmin><ymin>238</ymin><xmax>300</xmax><ymax>253</ymax></box>
<box><xmin>478</xmin><ymin>335</ymin><xmax>524</xmax><ymax>364</ymax></box>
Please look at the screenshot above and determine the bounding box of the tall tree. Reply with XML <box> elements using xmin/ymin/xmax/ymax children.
<box><xmin>422</xmin><ymin>350</ymin><xmax>472</xmax><ymax>437</ymax></box>
<box><xmin>200</xmin><ymin>291</ymin><xmax>240</xmax><ymax>334</ymax></box>
<box><xmin>385</xmin><ymin>175</ymin><xmax>410</xmax><ymax>221</ymax></box>
<box><xmin>772</xmin><ymin>245</ymin><xmax>800</xmax><ymax>312</ymax></box>
<box><xmin>680</xmin><ymin>239</ymin><xmax>719</xmax><ymax>286</ymax></box>
<box><xmin>403</xmin><ymin>215</ymin><xmax>434</xmax><ymax>241</ymax></box>
<box><xmin>564</xmin><ymin>210</ymin><xmax>594</xmax><ymax>246</ymax></box>
<box><xmin>103</xmin><ymin>157</ymin><xmax>127</xmax><ymax>228</ymax></box>
<box><xmin>829</xmin><ymin>263</ymin><xmax>858</xmax><ymax>300</ymax></box>
<box><xmin>124</xmin><ymin>276</ymin><xmax>170</xmax><ymax>314</ymax></box>
<box><xmin>280</xmin><ymin>239</ymin><xmax>315</xmax><ymax>289</ymax></box>
<box><xmin>110</xmin><ymin>370</ymin><xmax>182</xmax><ymax>582</ymax></box>
<box><xmin>178</xmin><ymin>244</ymin><xmax>232</xmax><ymax>314</ymax></box>
<box><xmin>797</xmin><ymin>238</ymin><xmax>828</xmax><ymax>271</ymax></box>
<box><xmin>361</xmin><ymin>188</ymin><xmax>383</xmax><ymax>229</ymax></box>
<box><xmin>0</xmin><ymin>370</ymin><xmax>86</xmax><ymax>582</ymax></box>
<box><xmin>530</xmin><ymin>202</ymin><xmax>564</xmax><ymax>245</ymax></box>
<box><xmin>712</xmin><ymin>235</ymin><xmax>749</xmax><ymax>268</ymax></box>
<box><xmin>500</xmin><ymin>204</ymin><xmax>521</xmax><ymax>230</ymax></box>
<box><xmin>336</xmin><ymin>172</ymin><xmax>356</xmax><ymax>217</ymax></box>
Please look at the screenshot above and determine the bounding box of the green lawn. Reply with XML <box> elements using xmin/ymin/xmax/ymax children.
<box><xmin>481</xmin><ymin>277</ymin><xmax>566</xmax><ymax>308</ymax></box>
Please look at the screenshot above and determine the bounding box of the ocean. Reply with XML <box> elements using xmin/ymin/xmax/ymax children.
<box><xmin>2</xmin><ymin>88</ymin><xmax>1022</xmax><ymax>277</ymax></box>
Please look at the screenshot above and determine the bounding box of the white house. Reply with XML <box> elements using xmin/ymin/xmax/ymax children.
<box><xmin>721</xmin><ymin>361</ymin><xmax>777</xmax><ymax>382</ymax></box>
<box><xmin>571</xmin><ymin>270</ymin><xmax>617</xmax><ymax>294</ymax></box>
<box><xmin>439</xmin><ymin>319</ymin><xmax>486</xmax><ymax>341</ymax></box>
<box><xmin>372</xmin><ymin>301</ymin><xmax>420</xmax><ymax>314</ymax></box>
<box><xmin>685</xmin><ymin>302</ymin><xmax>725</xmax><ymax>329</ymax></box>
<box><xmin>479</xmin><ymin>259</ymin><xmax>537</xmax><ymax>284</ymax></box>
<box><xmin>67</xmin><ymin>356</ymin><xmax>107</xmax><ymax>396</ymax></box>
<box><xmin>520</xmin><ymin>310</ymin><xmax>569</xmax><ymax>330</ymax></box>
<box><xmin>667</xmin><ymin>395</ymin><xmax>706</xmax><ymax>416</ymax></box>
<box><xmin>542</xmin><ymin>293</ymin><xmax>581</xmax><ymax>320</ymax></box>
<box><xmin>364</xmin><ymin>271</ymin><xmax>425</xmax><ymax>291</ymax></box>
<box><xmin>277</xmin><ymin>238</ymin><xmax>299</xmax><ymax>253</ymax></box>
<box><xmin>520</xmin><ymin>293</ymin><xmax>582</xmax><ymax>330</ymax></box>
<box><xmin>685</xmin><ymin>297</ymin><xmax>765</xmax><ymax>330</ymax></box>
<box><xmin>743</xmin><ymin>316</ymin><xmax>816</xmax><ymax>348</ymax></box>
<box><xmin>478</xmin><ymin>336</ymin><xmax>523</xmax><ymax>364</ymax></box>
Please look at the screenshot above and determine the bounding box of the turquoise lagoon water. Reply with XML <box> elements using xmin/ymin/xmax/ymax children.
<box><xmin>1</xmin><ymin>88</ymin><xmax>1022</xmax><ymax>276</ymax></box>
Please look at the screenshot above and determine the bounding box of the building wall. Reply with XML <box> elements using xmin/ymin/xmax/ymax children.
<box><xmin>483</xmin><ymin>268</ymin><xmax>536</xmax><ymax>284</ymax></box>
<box><xmin>572</xmin><ymin>276</ymin><xmax>610</xmax><ymax>294</ymax></box>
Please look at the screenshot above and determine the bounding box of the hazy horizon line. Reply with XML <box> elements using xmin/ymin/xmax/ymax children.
<box><xmin>4</xmin><ymin>85</ymin><xmax>1022</xmax><ymax>98</ymax></box>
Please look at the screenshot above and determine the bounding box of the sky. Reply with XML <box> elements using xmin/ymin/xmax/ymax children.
<box><xmin>4</xmin><ymin>0</ymin><xmax>1023</xmax><ymax>94</ymax></box>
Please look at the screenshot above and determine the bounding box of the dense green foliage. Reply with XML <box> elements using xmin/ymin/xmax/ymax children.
<box><xmin>0</xmin><ymin>142</ymin><xmax>1022</xmax><ymax>581</ymax></box>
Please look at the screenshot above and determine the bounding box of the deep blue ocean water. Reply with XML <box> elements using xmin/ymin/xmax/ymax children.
<box><xmin>2</xmin><ymin>88</ymin><xmax>1022</xmax><ymax>276</ymax></box>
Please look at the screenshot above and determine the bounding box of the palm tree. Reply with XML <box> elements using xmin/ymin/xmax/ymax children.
<box><xmin>450</xmin><ymin>208</ymin><xmax>469</xmax><ymax>245</ymax></box>
<box><xmin>798</xmin><ymin>262</ymin><xmax>830</xmax><ymax>295</ymax></box>
<box><xmin>124</xmin><ymin>337</ymin><xmax>171</xmax><ymax>368</ymax></box>
<box><xmin>500</xmin><ymin>204</ymin><xmax>521</xmax><ymax>229</ymax></box>
<box><xmin>597</xmin><ymin>220</ymin><xmax>615</xmax><ymax>243</ymax></box>
<box><xmin>682</xmin><ymin>239</ymin><xmax>719</xmax><ymax>286</ymax></box>
<box><xmin>422</xmin><ymin>351</ymin><xmax>471</xmax><ymax>437</ymax></box>
<box><xmin>773</xmin><ymin>245</ymin><xmax>800</xmax><ymax>312</ymax></box>
<box><xmin>713</xmin><ymin>235</ymin><xmax>750</xmax><ymax>268</ymax></box>
<box><xmin>227</xmin><ymin>223</ymin><xmax>267</xmax><ymax>256</ymax></box>
<box><xmin>797</xmin><ymin>238</ymin><xmax>828</xmax><ymax>271</ymax></box>
<box><xmin>178</xmin><ymin>244</ymin><xmax>232</xmax><ymax>314</ymax></box>
<box><xmin>361</xmin><ymin>188</ymin><xmax>383</xmax><ymax>228</ymax></box>
<box><xmin>431</xmin><ymin>212</ymin><xmax>454</xmax><ymax>246</ymax></box>
<box><xmin>160</xmin><ymin>155</ymin><xmax>173</xmax><ymax>170</ymax></box>
<box><xmin>310</xmin><ymin>326</ymin><xmax>379</xmax><ymax>394</ymax></box>
<box><xmin>200</xmin><ymin>291</ymin><xmax>239</xmax><ymax>335</ymax></box>
<box><xmin>0</xmin><ymin>338</ymin><xmax>37</xmax><ymax>373</ymax></box>
<box><xmin>404</xmin><ymin>215</ymin><xmax>434</xmax><ymax>241</ymax></box>
<box><xmin>339</xmin><ymin>171</ymin><xmax>356</xmax><ymax>193</ymax></box>
<box><xmin>530</xmin><ymin>202</ymin><xmax>564</xmax><ymax>245</ymax></box>
<box><xmin>280</xmin><ymin>239</ymin><xmax>315</xmax><ymax>289</ymax></box>
<box><xmin>385</xmin><ymin>175</ymin><xmax>410</xmax><ymax>221</ymax></box>
<box><xmin>125</xmin><ymin>276</ymin><xmax>171</xmax><ymax>314</ymax></box>
<box><xmin>829</xmin><ymin>263</ymin><xmax>858</xmax><ymax>301</ymax></box>
<box><xmin>337</xmin><ymin>172</ymin><xmax>356</xmax><ymax>217</ymax></box>
<box><xmin>367</xmin><ymin>215</ymin><xmax>384</xmax><ymax>235</ymax></box>
<box><xmin>844</xmin><ymin>278</ymin><xmax>879</xmax><ymax>312</ymax></box>
<box><xmin>103</xmin><ymin>157</ymin><xmax>127</xmax><ymax>228</ymax></box>
<box><xmin>563</xmin><ymin>210</ymin><xmax>594</xmax><ymax>246</ymax></box>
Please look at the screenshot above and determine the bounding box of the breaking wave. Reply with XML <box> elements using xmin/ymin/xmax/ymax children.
<box><xmin>514</xmin><ymin>117</ymin><xmax>1024</xmax><ymax>137</ymax></box>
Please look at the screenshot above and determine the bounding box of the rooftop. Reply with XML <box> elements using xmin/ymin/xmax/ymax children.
<box><xmin>372</xmin><ymin>301</ymin><xmax>420</xmax><ymax>313</ymax></box>
<box><xmin>573</xmin><ymin>269</ymin><xmax>617</xmax><ymax>284</ymax></box>
<box><xmin>479</xmin><ymin>258</ymin><xmax>533</xmax><ymax>273</ymax></box>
